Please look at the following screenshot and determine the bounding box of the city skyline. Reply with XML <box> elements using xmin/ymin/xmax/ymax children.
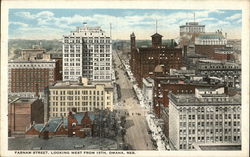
<box><xmin>9</xmin><ymin>9</ymin><xmax>242</xmax><ymax>40</ymax></box>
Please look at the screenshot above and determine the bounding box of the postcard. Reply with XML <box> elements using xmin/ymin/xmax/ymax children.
<box><xmin>1</xmin><ymin>0</ymin><xmax>249</xmax><ymax>157</ymax></box>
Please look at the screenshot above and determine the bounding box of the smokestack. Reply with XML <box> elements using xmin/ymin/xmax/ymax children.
<box><xmin>225</xmin><ymin>33</ymin><xmax>227</xmax><ymax>39</ymax></box>
<box><xmin>35</xmin><ymin>83</ymin><xmax>39</xmax><ymax>98</ymax></box>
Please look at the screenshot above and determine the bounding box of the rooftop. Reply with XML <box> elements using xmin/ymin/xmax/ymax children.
<box><xmin>51</xmin><ymin>80</ymin><xmax>113</xmax><ymax>89</ymax></box>
<box><xmin>151</xmin><ymin>33</ymin><xmax>163</xmax><ymax>37</ymax></box>
<box><xmin>11</xmin><ymin>98</ymin><xmax>37</xmax><ymax>104</ymax></box>
<box><xmin>168</xmin><ymin>92</ymin><xmax>241</xmax><ymax>106</ymax></box>
<box><xmin>9</xmin><ymin>60</ymin><xmax>56</xmax><ymax>63</ymax></box>
<box><xmin>193</xmin><ymin>143</ymin><xmax>241</xmax><ymax>151</ymax></box>
<box><xmin>197</xmin><ymin>32</ymin><xmax>225</xmax><ymax>40</ymax></box>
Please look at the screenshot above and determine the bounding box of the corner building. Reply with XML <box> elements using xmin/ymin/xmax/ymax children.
<box><xmin>47</xmin><ymin>78</ymin><xmax>113</xmax><ymax>118</ymax></box>
<box><xmin>168</xmin><ymin>87</ymin><xmax>241</xmax><ymax>150</ymax></box>
<box><xmin>63</xmin><ymin>24</ymin><xmax>112</xmax><ymax>82</ymax></box>
<box><xmin>130</xmin><ymin>32</ymin><xmax>183</xmax><ymax>88</ymax></box>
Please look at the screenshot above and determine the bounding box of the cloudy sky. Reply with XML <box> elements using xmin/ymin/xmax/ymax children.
<box><xmin>9</xmin><ymin>9</ymin><xmax>242</xmax><ymax>40</ymax></box>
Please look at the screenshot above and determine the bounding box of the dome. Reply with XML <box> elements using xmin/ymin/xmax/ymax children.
<box><xmin>154</xmin><ymin>65</ymin><xmax>164</xmax><ymax>73</ymax></box>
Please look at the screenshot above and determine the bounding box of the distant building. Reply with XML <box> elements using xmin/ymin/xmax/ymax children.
<box><xmin>130</xmin><ymin>32</ymin><xmax>183</xmax><ymax>88</ymax></box>
<box><xmin>197</xmin><ymin>59</ymin><xmax>241</xmax><ymax>88</ymax></box>
<box><xmin>168</xmin><ymin>87</ymin><xmax>241</xmax><ymax>150</ymax></box>
<box><xmin>21</xmin><ymin>46</ymin><xmax>46</xmax><ymax>61</ymax></box>
<box><xmin>195</xmin><ymin>31</ymin><xmax>233</xmax><ymax>60</ymax></box>
<box><xmin>8</xmin><ymin>98</ymin><xmax>44</xmax><ymax>135</ymax></box>
<box><xmin>179</xmin><ymin>22</ymin><xmax>205</xmax><ymax>47</ymax></box>
<box><xmin>8</xmin><ymin>60</ymin><xmax>58</xmax><ymax>97</ymax></box>
<box><xmin>46</xmin><ymin>77</ymin><xmax>113</xmax><ymax>118</ymax></box>
<box><xmin>62</xmin><ymin>24</ymin><xmax>112</xmax><ymax>82</ymax></box>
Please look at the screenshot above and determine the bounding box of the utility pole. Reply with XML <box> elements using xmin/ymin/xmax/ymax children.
<box><xmin>156</xmin><ymin>20</ymin><xmax>158</xmax><ymax>33</ymax></box>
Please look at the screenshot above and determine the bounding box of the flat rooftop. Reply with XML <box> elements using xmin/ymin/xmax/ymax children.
<box><xmin>11</xmin><ymin>98</ymin><xmax>37</xmax><ymax>104</ymax></box>
<box><xmin>193</xmin><ymin>143</ymin><xmax>241</xmax><ymax>151</ymax></box>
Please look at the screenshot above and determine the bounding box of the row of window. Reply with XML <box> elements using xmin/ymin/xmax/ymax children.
<box><xmin>180</xmin><ymin>113</ymin><xmax>241</xmax><ymax>120</ymax></box>
<box><xmin>51</xmin><ymin>90</ymin><xmax>105</xmax><ymax>95</ymax></box>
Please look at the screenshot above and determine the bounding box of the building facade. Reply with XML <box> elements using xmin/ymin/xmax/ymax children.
<box><xmin>142</xmin><ymin>77</ymin><xmax>154</xmax><ymax>107</ymax></box>
<box><xmin>195</xmin><ymin>31</ymin><xmax>233</xmax><ymax>60</ymax></box>
<box><xmin>63</xmin><ymin>24</ymin><xmax>112</xmax><ymax>82</ymax></box>
<box><xmin>21</xmin><ymin>47</ymin><xmax>46</xmax><ymax>61</ymax></box>
<box><xmin>168</xmin><ymin>87</ymin><xmax>241</xmax><ymax>150</ymax></box>
<box><xmin>179</xmin><ymin>22</ymin><xmax>205</xmax><ymax>47</ymax></box>
<box><xmin>8</xmin><ymin>60</ymin><xmax>58</xmax><ymax>97</ymax></box>
<box><xmin>8</xmin><ymin>98</ymin><xmax>44</xmax><ymax>135</ymax></box>
<box><xmin>197</xmin><ymin>59</ymin><xmax>241</xmax><ymax>88</ymax></box>
<box><xmin>130</xmin><ymin>32</ymin><xmax>183</xmax><ymax>87</ymax></box>
<box><xmin>47</xmin><ymin>78</ymin><xmax>113</xmax><ymax>118</ymax></box>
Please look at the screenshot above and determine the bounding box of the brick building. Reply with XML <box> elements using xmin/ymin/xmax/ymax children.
<box><xmin>26</xmin><ymin>110</ymin><xmax>117</xmax><ymax>138</ymax></box>
<box><xmin>8</xmin><ymin>60</ymin><xmax>59</xmax><ymax>97</ymax></box>
<box><xmin>50</xmin><ymin>53</ymin><xmax>63</xmax><ymax>81</ymax></box>
<box><xmin>8</xmin><ymin>98</ymin><xmax>44</xmax><ymax>135</ymax></box>
<box><xmin>130</xmin><ymin>32</ymin><xmax>183</xmax><ymax>88</ymax></box>
<box><xmin>195</xmin><ymin>31</ymin><xmax>233</xmax><ymax>61</ymax></box>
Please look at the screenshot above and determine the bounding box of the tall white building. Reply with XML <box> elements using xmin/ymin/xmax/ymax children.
<box><xmin>63</xmin><ymin>24</ymin><xmax>112</xmax><ymax>82</ymax></box>
<box><xmin>168</xmin><ymin>87</ymin><xmax>241</xmax><ymax>150</ymax></box>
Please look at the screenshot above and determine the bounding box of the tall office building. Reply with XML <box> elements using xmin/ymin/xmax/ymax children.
<box><xmin>63</xmin><ymin>23</ymin><xmax>112</xmax><ymax>82</ymax></box>
<box><xmin>168</xmin><ymin>87</ymin><xmax>241</xmax><ymax>150</ymax></box>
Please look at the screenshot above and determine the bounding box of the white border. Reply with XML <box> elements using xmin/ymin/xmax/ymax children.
<box><xmin>1</xmin><ymin>0</ymin><xmax>249</xmax><ymax>157</ymax></box>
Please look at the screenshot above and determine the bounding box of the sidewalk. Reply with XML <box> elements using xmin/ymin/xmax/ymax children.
<box><xmin>119</xmin><ymin>54</ymin><xmax>168</xmax><ymax>151</ymax></box>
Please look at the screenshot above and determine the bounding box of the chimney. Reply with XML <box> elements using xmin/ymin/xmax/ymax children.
<box><xmin>225</xmin><ymin>33</ymin><xmax>227</xmax><ymax>39</ymax></box>
<box><xmin>183</xmin><ymin>45</ymin><xmax>187</xmax><ymax>58</ymax></box>
<box><xmin>35</xmin><ymin>83</ymin><xmax>39</xmax><ymax>98</ymax></box>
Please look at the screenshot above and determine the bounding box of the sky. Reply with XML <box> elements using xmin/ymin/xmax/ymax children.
<box><xmin>9</xmin><ymin>9</ymin><xmax>242</xmax><ymax>40</ymax></box>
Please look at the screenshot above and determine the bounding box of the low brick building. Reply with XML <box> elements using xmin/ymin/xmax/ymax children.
<box><xmin>26</xmin><ymin>109</ymin><xmax>117</xmax><ymax>139</ymax></box>
<box><xmin>8</xmin><ymin>98</ymin><xmax>44</xmax><ymax>135</ymax></box>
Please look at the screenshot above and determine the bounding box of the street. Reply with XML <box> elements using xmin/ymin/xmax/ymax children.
<box><xmin>113</xmin><ymin>50</ymin><xmax>155</xmax><ymax>150</ymax></box>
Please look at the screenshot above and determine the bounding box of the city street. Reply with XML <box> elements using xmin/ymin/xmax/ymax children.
<box><xmin>113</xmin><ymin>50</ymin><xmax>154</xmax><ymax>150</ymax></box>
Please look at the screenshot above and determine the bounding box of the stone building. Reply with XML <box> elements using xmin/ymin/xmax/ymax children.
<box><xmin>21</xmin><ymin>46</ymin><xmax>46</xmax><ymax>61</ymax></box>
<box><xmin>45</xmin><ymin>77</ymin><xmax>113</xmax><ymax>119</ymax></box>
<box><xmin>168</xmin><ymin>87</ymin><xmax>241</xmax><ymax>150</ymax></box>
<box><xmin>8</xmin><ymin>98</ymin><xmax>44</xmax><ymax>135</ymax></box>
<box><xmin>130</xmin><ymin>32</ymin><xmax>183</xmax><ymax>88</ymax></box>
<box><xmin>179</xmin><ymin>22</ymin><xmax>205</xmax><ymax>47</ymax></box>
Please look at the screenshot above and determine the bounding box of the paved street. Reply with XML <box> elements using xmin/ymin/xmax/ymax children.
<box><xmin>113</xmin><ymin>50</ymin><xmax>154</xmax><ymax>150</ymax></box>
